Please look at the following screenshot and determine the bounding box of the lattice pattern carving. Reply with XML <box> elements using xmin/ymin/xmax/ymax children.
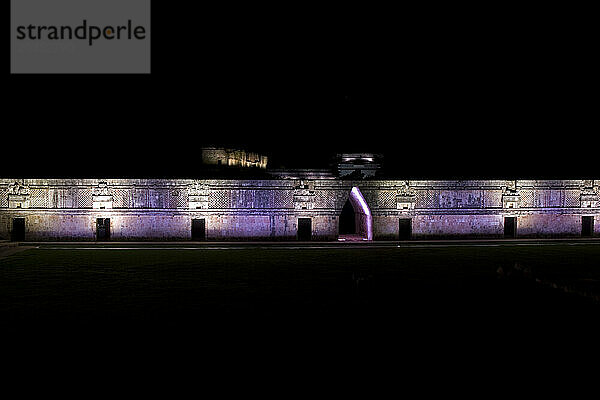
<box><xmin>113</xmin><ymin>189</ymin><xmax>131</xmax><ymax>208</ymax></box>
<box><xmin>77</xmin><ymin>189</ymin><xmax>93</xmax><ymax>208</ymax></box>
<box><xmin>376</xmin><ymin>190</ymin><xmax>396</xmax><ymax>209</ymax></box>
<box><xmin>314</xmin><ymin>189</ymin><xmax>352</xmax><ymax>210</ymax></box>
<box><xmin>7</xmin><ymin>181</ymin><xmax>597</xmax><ymax>213</ymax></box>
<box><xmin>30</xmin><ymin>188</ymin><xmax>49</xmax><ymax>208</ymax></box>
<box><xmin>314</xmin><ymin>190</ymin><xmax>336</xmax><ymax>209</ymax></box>
<box><xmin>519</xmin><ymin>190</ymin><xmax>534</xmax><ymax>208</ymax></box>
<box><xmin>415</xmin><ymin>190</ymin><xmax>440</xmax><ymax>209</ymax></box>
<box><xmin>209</xmin><ymin>190</ymin><xmax>231</xmax><ymax>209</ymax></box>
<box><xmin>273</xmin><ymin>190</ymin><xmax>293</xmax><ymax>209</ymax></box>
<box><xmin>0</xmin><ymin>188</ymin><xmax>8</xmax><ymax>208</ymax></box>
<box><xmin>321</xmin><ymin>191</ymin><xmax>350</xmax><ymax>210</ymax></box>
<box><xmin>168</xmin><ymin>190</ymin><xmax>187</xmax><ymax>208</ymax></box>
<box><xmin>564</xmin><ymin>190</ymin><xmax>580</xmax><ymax>207</ymax></box>
<box><xmin>414</xmin><ymin>190</ymin><xmax>427</xmax><ymax>209</ymax></box>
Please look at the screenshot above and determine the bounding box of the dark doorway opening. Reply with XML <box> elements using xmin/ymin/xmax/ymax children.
<box><xmin>11</xmin><ymin>218</ymin><xmax>25</xmax><ymax>241</ymax></box>
<box><xmin>192</xmin><ymin>218</ymin><xmax>206</xmax><ymax>241</ymax></box>
<box><xmin>399</xmin><ymin>218</ymin><xmax>412</xmax><ymax>240</ymax></box>
<box><xmin>582</xmin><ymin>216</ymin><xmax>594</xmax><ymax>237</ymax></box>
<box><xmin>298</xmin><ymin>218</ymin><xmax>312</xmax><ymax>241</ymax></box>
<box><xmin>504</xmin><ymin>217</ymin><xmax>517</xmax><ymax>238</ymax></box>
<box><xmin>339</xmin><ymin>199</ymin><xmax>356</xmax><ymax>235</ymax></box>
<box><xmin>96</xmin><ymin>218</ymin><xmax>110</xmax><ymax>241</ymax></box>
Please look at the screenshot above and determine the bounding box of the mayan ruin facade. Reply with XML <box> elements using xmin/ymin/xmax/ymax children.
<box><xmin>1</xmin><ymin>153</ymin><xmax>598</xmax><ymax>241</ymax></box>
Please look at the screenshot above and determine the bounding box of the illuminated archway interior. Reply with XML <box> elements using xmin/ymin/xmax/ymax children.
<box><xmin>339</xmin><ymin>187</ymin><xmax>373</xmax><ymax>241</ymax></box>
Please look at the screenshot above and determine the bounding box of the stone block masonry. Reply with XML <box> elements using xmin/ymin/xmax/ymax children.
<box><xmin>0</xmin><ymin>178</ymin><xmax>598</xmax><ymax>241</ymax></box>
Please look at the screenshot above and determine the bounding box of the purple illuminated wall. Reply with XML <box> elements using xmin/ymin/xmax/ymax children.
<box><xmin>0</xmin><ymin>179</ymin><xmax>598</xmax><ymax>241</ymax></box>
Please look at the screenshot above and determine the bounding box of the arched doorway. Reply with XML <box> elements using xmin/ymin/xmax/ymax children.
<box><xmin>338</xmin><ymin>187</ymin><xmax>373</xmax><ymax>241</ymax></box>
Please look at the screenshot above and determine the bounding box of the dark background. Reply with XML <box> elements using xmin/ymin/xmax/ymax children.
<box><xmin>4</xmin><ymin>3</ymin><xmax>595</xmax><ymax>179</ymax></box>
<box><xmin>3</xmin><ymin>4</ymin><xmax>598</xmax><ymax>385</ymax></box>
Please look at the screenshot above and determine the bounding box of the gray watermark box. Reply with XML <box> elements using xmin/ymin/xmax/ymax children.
<box><xmin>11</xmin><ymin>0</ymin><xmax>151</xmax><ymax>74</ymax></box>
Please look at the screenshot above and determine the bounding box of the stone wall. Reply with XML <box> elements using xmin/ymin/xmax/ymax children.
<box><xmin>517</xmin><ymin>214</ymin><xmax>582</xmax><ymax>238</ymax></box>
<box><xmin>412</xmin><ymin>214</ymin><xmax>504</xmax><ymax>239</ymax></box>
<box><xmin>0</xmin><ymin>178</ymin><xmax>598</xmax><ymax>241</ymax></box>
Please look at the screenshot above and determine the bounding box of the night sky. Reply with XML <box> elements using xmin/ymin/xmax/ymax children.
<box><xmin>5</xmin><ymin>5</ymin><xmax>594</xmax><ymax>179</ymax></box>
